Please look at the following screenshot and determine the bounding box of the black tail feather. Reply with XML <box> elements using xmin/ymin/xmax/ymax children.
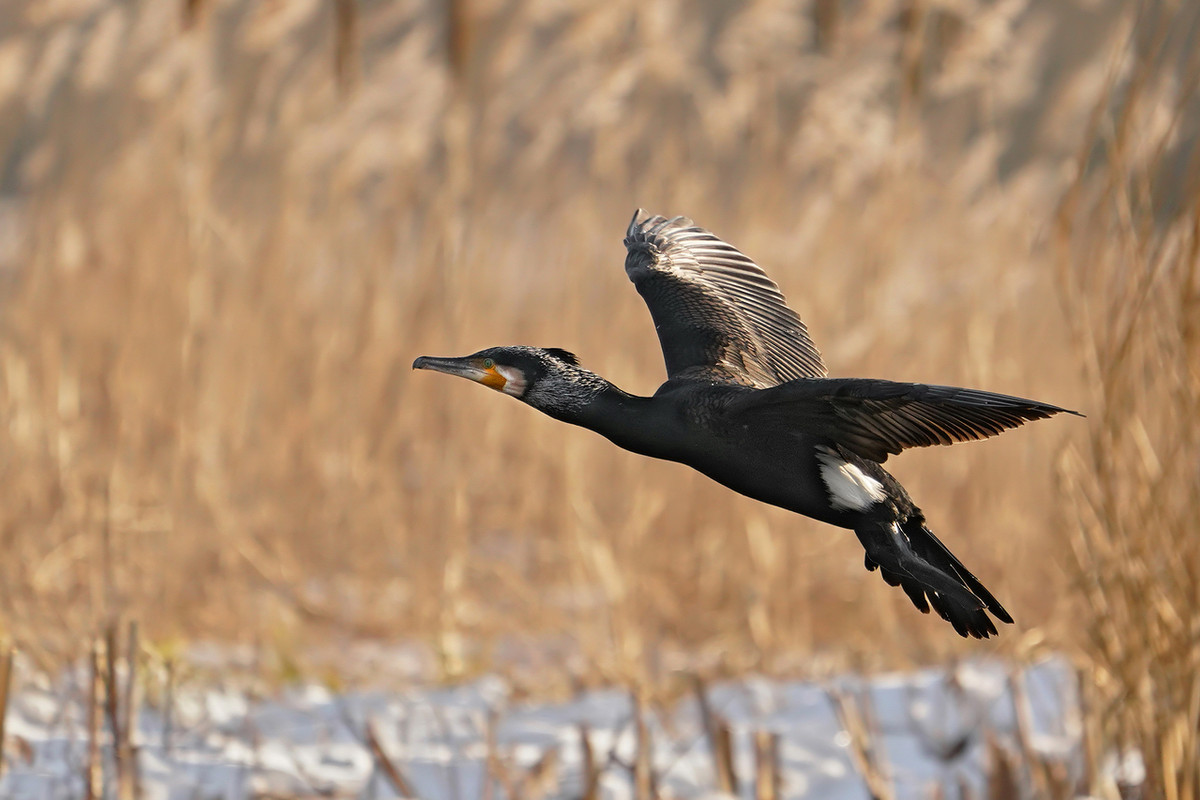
<box><xmin>907</xmin><ymin>520</ymin><xmax>1014</xmax><ymax>625</ymax></box>
<box><xmin>901</xmin><ymin>579</ymin><xmax>931</xmax><ymax>614</ymax></box>
<box><xmin>856</xmin><ymin>516</ymin><xmax>1012</xmax><ymax>638</ymax></box>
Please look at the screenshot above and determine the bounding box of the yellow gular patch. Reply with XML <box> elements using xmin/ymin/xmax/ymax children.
<box><xmin>479</xmin><ymin>367</ymin><xmax>507</xmax><ymax>391</ymax></box>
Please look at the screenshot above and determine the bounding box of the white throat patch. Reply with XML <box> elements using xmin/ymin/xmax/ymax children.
<box><xmin>816</xmin><ymin>449</ymin><xmax>887</xmax><ymax>511</ymax></box>
<box><xmin>497</xmin><ymin>364</ymin><xmax>528</xmax><ymax>397</ymax></box>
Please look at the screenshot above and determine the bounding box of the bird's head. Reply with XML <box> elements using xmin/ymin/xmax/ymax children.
<box><xmin>412</xmin><ymin>346</ymin><xmax>605</xmax><ymax>415</ymax></box>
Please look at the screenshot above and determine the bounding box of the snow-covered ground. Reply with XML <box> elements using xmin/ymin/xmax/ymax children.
<box><xmin>0</xmin><ymin>654</ymin><xmax>1083</xmax><ymax>799</ymax></box>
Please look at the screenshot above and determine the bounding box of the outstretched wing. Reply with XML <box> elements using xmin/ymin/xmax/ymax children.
<box><xmin>623</xmin><ymin>210</ymin><xmax>826</xmax><ymax>387</ymax></box>
<box><xmin>728</xmin><ymin>378</ymin><xmax>1081</xmax><ymax>463</ymax></box>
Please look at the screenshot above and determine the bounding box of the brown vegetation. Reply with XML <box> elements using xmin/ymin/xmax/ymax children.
<box><xmin>0</xmin><ymin>0</ymin><xmax>1196</xmax><ymax>794</ymax></box>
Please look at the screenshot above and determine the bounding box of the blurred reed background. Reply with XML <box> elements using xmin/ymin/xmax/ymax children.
<box><xmin>0</xmin><ymin>0</ymin><xmax>1196</xmax><ymax>793</ymax></box>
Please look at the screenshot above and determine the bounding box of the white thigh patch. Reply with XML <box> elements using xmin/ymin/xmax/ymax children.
<box><xmin>816</xmin><ymin>449</ymin><xmax>887</xmax><ymax>511</ymax></box>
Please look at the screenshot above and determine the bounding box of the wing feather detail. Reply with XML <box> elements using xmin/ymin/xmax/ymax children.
<box><xmin>623</xmin><ymin>210</ymin><xmax>827</xmax><ymax>387</ymax></box>
<box><xmin>727</xmin><ymin>378</ymin><xmax>1082</xmax><ymax>463</ymax></box>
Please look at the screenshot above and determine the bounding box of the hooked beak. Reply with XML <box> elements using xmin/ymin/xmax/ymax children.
<box><xmin>412</xmin><ymin>355</ymin><xmax>507</xmax><ymax>391</ymax></box>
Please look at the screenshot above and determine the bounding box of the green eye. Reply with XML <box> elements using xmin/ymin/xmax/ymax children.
<box><xmin>482</xmin><ymin>358</ymin><xmax>495</xmax><ymax>369</ymax></box>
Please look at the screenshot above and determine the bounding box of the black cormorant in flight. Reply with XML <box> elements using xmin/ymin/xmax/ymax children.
<box><xmin>413</xmin><ymin>210</ymin><xmax>1080</xmax><ymax>638</ymax></box>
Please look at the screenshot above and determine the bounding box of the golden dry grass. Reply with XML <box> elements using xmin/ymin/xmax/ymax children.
<box><xmin>0</xmin><ymin>0</ymin><xmax>1196</xmax><ymax>793</ymax></box>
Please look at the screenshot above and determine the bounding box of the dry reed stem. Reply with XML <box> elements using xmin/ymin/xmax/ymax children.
<box><xmin>332</xmin><ymin>0</ymin><xmax>358</xmax><ymax>95</ymax></box>
<box><xmin>516</xmin><ymin>747</ymin><xmax>558</xmax><ymax>800</ymax></box>
<box><xmin>118</xmin><ymin>620</ymin><xmax>140</xmax><ymax>800</ymax></box>
<box><xmin>579</xmin><ymin>724</ymin><xmax>599</xmax><ymax>800</ymax></box>
<box><xmin>484</xmin><ymin>709</ymin><xmax>513</xmax><ymax>800</ymax></box>
<box><xmin>827</xmin><ymin>684</ymin><xmax>893</xmax><ymax>800</ymax></box>
<box><xmin>753</xmin><ymin>728</ymin><xmax>780</xmax><ymax>800</ymax></box>
<box><xmin>632</xmin><ymin>687</ymin><xmax>656</xmax><ymax>800</ymax></box>
<box><xmin>182</xmin><ymin>0</ymin><xmax>206</xmax><ymax>30</ymax></box>
<box><xmin>365</xmin><ymin>719</ymin><xmax>420</xmax><ymax>799</ymax></box>
<box><xmin>691</xmin><ymin>674</ymin><xmax>736</xmax><ymax>794</ymax></box>
<box><xmin>104</xmin><ymin>621</ymin><xmax>126</xmax><ymax>795</ymax></box>
<box><xmin>713</xmin><ymin>720</ymin><xmax>736</xmax><ymax>796</ymax></box>
<box><xmin>86</xmin><ymin>640</ymin><xmax>103</xmax><ymax>800</ymax></box>
<box><xmin>985</xmin><ymin>732</ymin><xmax>1020</xmax><ymax>800</ymax></box>
<box><xmin>1007</xmin><ymin>668</ymin><xmax>1051</xmax><ymax>799</ymax></box>
<box><xmin>0</xmin><ymin>645</ymin><xmax>11</xmax><ymax>780</ymax></box>
<box><xmin>161</xmin><ymin>658</ymin><xmax>174</xmax><ymax>757</ymax></box>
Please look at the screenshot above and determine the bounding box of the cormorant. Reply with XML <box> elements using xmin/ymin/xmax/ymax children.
<box><xmin>413</xmin><ymin>210</ymin><xmax>1080</xmax><ymax>638</ymax></box>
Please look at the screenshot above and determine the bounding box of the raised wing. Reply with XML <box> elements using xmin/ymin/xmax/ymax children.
<box><xmin>728</xmin><ymin>378</ymin><xmax>1081</xmax><ymax>463</ymax></box>
<box><xmin>623</xmin><ymin>210</ymin><xmax>826</xmax><ymax>387</ymax></box>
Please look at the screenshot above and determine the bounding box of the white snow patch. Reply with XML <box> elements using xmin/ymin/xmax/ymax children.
<box><xmin>0</xmin><ymin>655</ymin><xmax>1087</xmax><ymax>800</ymax></box>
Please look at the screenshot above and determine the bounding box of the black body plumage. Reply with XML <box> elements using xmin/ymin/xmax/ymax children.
<box><xmin>413</xmin><ymin>211</ymin><xmax>1081</xmax><ymax>638</ymax></box>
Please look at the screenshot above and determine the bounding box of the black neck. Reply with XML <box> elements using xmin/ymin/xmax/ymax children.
<box><xmin>559</xmin><ymin>383</ymin><xmax>680</xmax><ymax>461</ymax></box>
